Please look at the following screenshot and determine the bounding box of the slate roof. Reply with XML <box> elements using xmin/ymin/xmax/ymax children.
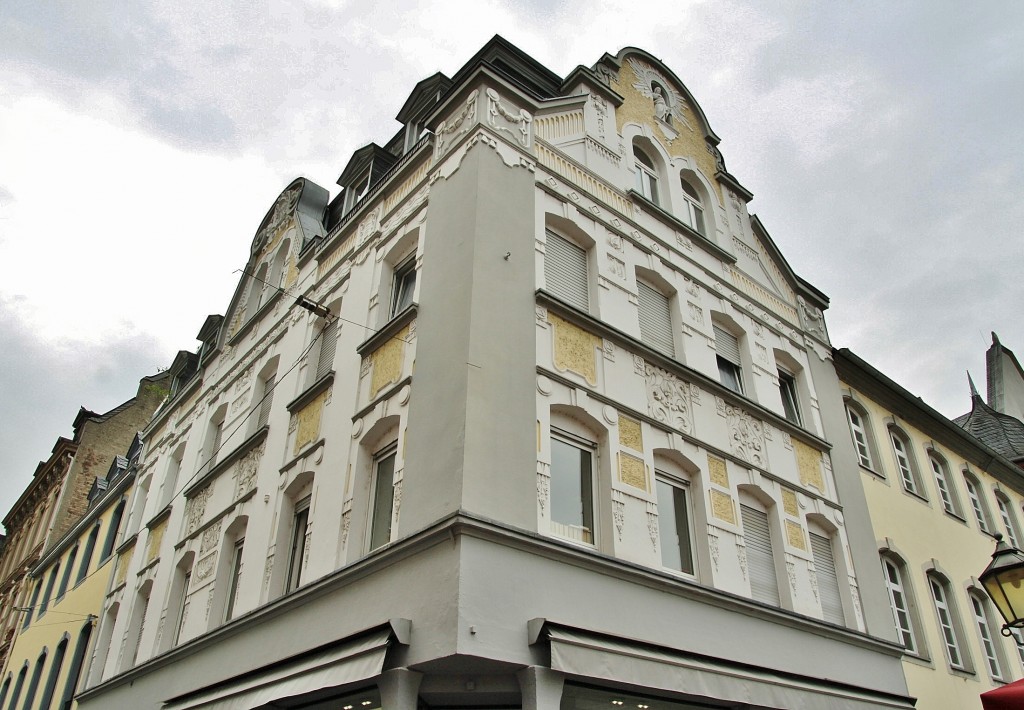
<box><xmin>954</xmin><ymin>391</ymin><xmax>1024</xmax><ymax>463</ymax></box>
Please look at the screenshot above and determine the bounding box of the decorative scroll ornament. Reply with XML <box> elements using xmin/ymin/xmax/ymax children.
<box><xmin>797</xmin><ymin>295</ymin><xmax>828</xmax><ymax>342</ymax></box>
<box><xmin>642</xmin><ymin>361</ymin><xmax>693</xmax><ymax>434</ymax></box>
<box><xmin>486</xmin><ymin>88</ymin><xmax>532</xmax><ymax>148</ymax></box>
<box><xmin>234</xmin><ymin>440</ymin><xmax>265</xmax><ymax>499</ymax></box>
<box><xmin>185</xmin><ymin>486</ymin><xmax>213</xmax><ymax>535</ymax></box>
<box><xmin>627</xmin><ymin>58</ymin><xmax>693</xmax><ymax>132</ymax></box>
<box><xmin>723</xmin><ymin>404</ymin><xmax>767</xmax><ymax>468</ymax></box>
<box><xmin>537</xmin><ymin>462</ymin><xmax>551</xmax><ymax>513</ymax></box>
<box><xmin>253</xmin><ymin>185</ymin><xmax>300</xmax><ymax>255</ymax></box>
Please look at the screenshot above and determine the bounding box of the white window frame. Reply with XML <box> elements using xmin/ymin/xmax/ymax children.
<box><xmin>882</xmin><ymin>556</ymin><xmax>918</xmax><ymax>653</ymax></box>
<box><xmin>633</xmin><ymin>146</ymin><xmax>659</xmax><ymax>205</ymax></box>
<box><xmin>224</xmin><ymin>537</ymin><xmax>244</xmax><ymax>622</ymax></box>
<box><xmin>996</xmin><ymin>492</ymin><xmax>1021</xmax><ymax>548</ymax></box>
<box><xmin>929</xmin><ymin>454</ymin><xmax>959</xmax><ymax>517</ymax></box>
<box><xmin>549</xmin><ymin>430</ymin><xmax>596</xmax><ymax>546</ymax></box>
<box><xmin>964</xmin><ymin>473</ymin><xmax>992</xmax><ymax>533</ymax></box>
<box><xmin>778</xmin><ymin>369</ymin><xmax>801</xmax><ymax>425</ymax></box>
<box><xmin>655</xmin><ymin>474</ymin><xmax>694</xmax><ymax>576</ymax></box>
<box><xmin>929</xmin><ymin>575</ymin><xmax>966</xmax><ymax>670</ymax></box>
<box><xmin>971</xmin><ymin>592</ymin><xmax>1004</xmax><ymax>680</ymax></box>
<box><xmin>846</xmin><ymin>404</ymin><xmax>874</xmax><ymax>470</ymax></box>
<box><xmin>286</xmin><ymin>496</ymin><xmax>311</xmax><ymax>592</ymax></box>
<box><xmin>889</xmin><ymin>429</ymin><xmax>920</xmax><ymax>496</ymax></box>
<box><xmin>679</xmin><ymin>178</ymin><xmax>706</xmax><ymax>235</ymax></box>
<box><xmin>368</xmin><ymin>445</ymin><xmax>398</xmax><ymax>551</ymax></box>
<box><xmin>389</xmin><ymin>257</ymin><xmax>416</xmax><ymax>317</ymax></box>
<box><xmin>714</xmin><ymin>325</ymin><xmax>744</xmax><ymax>395</ymax></box>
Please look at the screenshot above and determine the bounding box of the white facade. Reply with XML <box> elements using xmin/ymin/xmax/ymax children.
<box><xmin>75</xmin><ymin>38</ymin><xmax>912</xmax><ymax>710</ymax></box>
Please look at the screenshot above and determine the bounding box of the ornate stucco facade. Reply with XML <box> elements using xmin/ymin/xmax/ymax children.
<box><xmin>66</xmin><ymin>38</ymin><xmax>912</xmax><ymax>710</ymax></box>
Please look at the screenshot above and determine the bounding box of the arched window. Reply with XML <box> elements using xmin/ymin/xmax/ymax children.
<box><xmin>38</xmin><ymin>635</ymin><xmax>67</xmax><ymax>710</ymax></box>
<box><xmin>0</xmin><ymin>674</ymin><xmax>10</xmax><ymax>709</ymax></box>
<box><xmin>995</xmin><ymin>491</ymin><xmax>1021</xmax><ymax>547</ymax></box>
<box><xmin>633</xmin><ymin>145</ymin><xmax>660</xmax><ymax>205</ymax></box>
<box><xmin>844</xmin><ymin>401</ymin><xmax>876</xmax><ymax>470</ymax></box>
<box><xmin>22</xmin><ymin>650</ymin><xmax>46</xmax><ymax>709</ymax></box>
<box><xmin>881</xmin><ymin>554</ymin><xmax>920</xmax><ymax>654</ymax></box>
<box><xmin>888</xmin><ymin>428</ymin><xmax>923</xmax><ymax>496</ymax></box>
<box><xmin>91</xmin><ymin>602</ymin><xmax>119</xmax><ymax>683</ymax></box>
<box><xmin>170</xmin><ymin>553</ymin><xmax>195</xmax><ymax>647</ymax></box>
<box><xmin>77</xmin><ymin>524</ymin><xmax>100</xmax><ymax>584</ymax></box>
<box><xmin>100</xmin><ymin>499</ymin><xmax>127</xmax><ymax>561</ymax></box>
<box><xmin>125</xmin><ymin>581</ymin><xmax>153</xmax><ymax>668</ymax></box>
<box><xmin>928</xmin><ymin>572</ymin><xmax>969</xmax><ymax>671</ymax></box>
<box><xmin>928</xmin><ymin>453</ymin><xmax>961</xmax><ymax>517</ymax></box>
<box><xmin>655</xmin><ymin>469</ymin><xmax>694</xmax><ymax>575</ymax></box>
<box><xmin>548</xmin><ymin>407</ymin><xmax>604</xmax><ymax>547</ymax></box>
<box><xmin>269</xmin><ymin>240</ymin><xmax>290</xmax><ymax>290</ymax></box>
<box><xmin>56</xmin><ymin>545</ymin><xmax>78</xmax><ymax>600</ymax></box>
<box><xmin>970</xmin><ymin>590</ymin><xmax>1006</xmax><ymax>680</ymax></box>
<box><xmin>39</xmin><ymin>562</ymin><xmax>60</xmax><ymax>616</ymax></box>
<box><xmin>809</xmin><ymin>527</ymin><xmax>844</xmax><ymax>625</ymax></box>
<box><xmin>368</xmin><ymin>444</ymin><xmax>398</xmax><ymax>552</ymax></box>
<box><xmin>7</xmin><ymin>664</ymin><xmax>27</xmax><ymax>710</ymax></box>
<box><xmin>245</xmin><ymin>262</ymin><xmax>269</xmax><ymax>321</ymax></box>
<box><xmin>963</xmin><ymin>471</ymin><xmax>993</xmax><ymax>533</ymax></box>
<box><xmin>679</xmin><ymin>178</ymin><xmax>706</xmax><ymax>235</ymax></box>
<box><xmin>58</xmin><ymin>623</ymin><xmax>92</xmax><ymax>710</ymax></box>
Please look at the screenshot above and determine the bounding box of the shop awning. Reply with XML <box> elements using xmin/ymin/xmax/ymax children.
<box><xmin>163</xmin><ymin>627</ymin><xmax>393</xmax><ymax>710</ymax></box>
<box><xmin>981</xmin><ymin>677</ymin><xmax>1024</xmax><ymax>710</ymax></box>
<box><xmin>543</xmin><ymin>624</ymin><xmax>915</xmax><ymax>710</ymax></box>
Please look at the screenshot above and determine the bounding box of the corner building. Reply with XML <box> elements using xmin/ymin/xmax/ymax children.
<box><xmin>77</xmin><ymin>38</ymin><xmax>913</xmax><ymax>709</ymax></box>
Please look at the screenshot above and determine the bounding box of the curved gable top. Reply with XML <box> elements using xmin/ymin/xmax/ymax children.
<box><xmin>250</xmin><ymin>178</ymin><xmax>329</xmax><ymax>256</ymax></box>
<box><xmin>609</xmin><ymin>47</ymin><xmax>721</xmax><ymax>145</ymax></box>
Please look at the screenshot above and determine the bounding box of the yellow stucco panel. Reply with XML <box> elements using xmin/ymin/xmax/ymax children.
<box><xmin>618</xmin><ymin>414</ymin><xmax>643</xmax><ymax>452</ymax></box>
<box><xmin>294</xmin><ymin>389</ymin><xmax>330</xmax><ymax>454</ymax></box>
<box><xmin>708</xmin><ymin>454</ymin><xmax>729</xmax><ymax>488</ymax></box>
<box><xmin>115</xmin><ymin>543</ymin><xmax>135</xmax><ymax>587</ymax></box>
<box><xmin>610</xmin><ymin>56</ymin><xmax>722</xmax><ymax>202</ymax></box>
<box><xmin>370</xmin><ymin>324</ymin><xmax>410</xmax><ymax>398</ymax></box>
<box><xmin>550</xmin><ymin>314</ymin><xmax>599</xmax><ymax>385</ymax></box>
<box><xmin>618</xmin><ymin>452</ymin><xmax>648</xmax><ymax>491</ymax></box>
<box><xmin>147</xmin><ymin>519</ymin><xmax>167</xmax><ymax>563</ymax></box>
<box><xmin>794</xmin><ymin>440</ymin><xmax>825</xmax><ymax>492</ymax></box>
<box><xmin>781</xmin><ymin>488</ymin><xmax>799</xmax><ymax>517</ymax></box>
<box><xmin>710</xmin><ymin>489</ymin><xmax>736</xmax><ymax>524</ymax></box>
<box><xmin>785</xmin><ymin>520</ymin><xmax>807</xmax><ymax>550</ymax></box>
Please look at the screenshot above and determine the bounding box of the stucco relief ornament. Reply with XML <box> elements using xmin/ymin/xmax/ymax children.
<box><xmin>736</xmin><ymin>542</ymin><xmax>748</xmax><ymax>579</ymax></box>
<box><xmin>797</xmin><ymin>295</ymin><xmax>828</xmax><ymax>341</ymax></box>
<box><xmin>537</xmin><ymin>462</ymin><xmax>551</xmax><ymax>513</ymax></box>
<box><xmin>628</xmin><ymin>58</ymin><xmax>693</xmax><ymax>132</ymax></box>
<box><xmin>612</xmin><ymin>499</ymin><xmax>625</xmax><ymax>541</ymax></box>
<box><xmin>644</xmin><ymin>363</ymin><xmax>693</xmax><ymax>434</ymax></box>
<box><xmin>807</xmin><ymin>561</ymin><xmax>820</xmax><ymax>601</ymax></box>
<box><xmin>646</xmin><ymin>503</ymin><xmax>659</xmax><ymax>551</ymax></box>
<box><xmin>253</xmin><ymin>185</ymin><xmax>300</xmax><ymax>254</ymax></box>
<box><xmin>708</xmin><ymin>532</ymin><xmax>720</xmax><ymax>572</ymax></box>
<box><xmin>786</xmin><ymin>558</ymin><xmax>797</xmax><ymax>595</ymax></box>
<box><xmin>434</xmin><ymin>90</ymin><xmax>479</xmax><ymax>159</ymax></box>
<box><xmin>725</xmin><ymin>404</ymin><xmax>767</xmax><ymax>468</ymax></box>
<box><xmin>486</xmin><ymin>88</ymin><xmax>532</xmax><ymax>148</ymax></box>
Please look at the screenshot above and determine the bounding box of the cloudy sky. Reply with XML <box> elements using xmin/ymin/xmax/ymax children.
<box><xmin>1</xmin><ymin>1</ymin><xmax>1021</xmax><ymax>531</ymax></box>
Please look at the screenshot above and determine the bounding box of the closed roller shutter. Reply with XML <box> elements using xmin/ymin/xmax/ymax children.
<box><xmin>811</xmin><ymin>532</ymin><xmax>845</xmax><ymax>625</ymax></box>
<box><xmin>638</xmin><ymin>282</ymin><xmax>674</xmax><ymax>357</ymax></box>
<box><xmin>741</xmin><ymin>504</ymin><xmax>780</xmax><ymax>606</ymax></box>
<box><xmin>714</xmin><ymin>325</ymin><xmax>741</xmax><ymax>364</ymax></box>
<box><xmin>545</xmin><ymin>231</ymin><xmax>589</xmax><ymax>311</ymax></box>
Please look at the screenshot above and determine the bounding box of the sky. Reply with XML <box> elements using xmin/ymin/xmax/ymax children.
<box><xmin>1</xmin><ymin>1</ymin><xmax>1022</xmax><ymax>532</ymax></box>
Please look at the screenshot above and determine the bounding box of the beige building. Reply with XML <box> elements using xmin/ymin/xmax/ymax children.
<box><xmin>0</xmin><ymin>374</ymin><xmax>167</xmax><ymax>678</ymax></box>
<box><xmin>74</xmin><ymin>37</ymin><xmax>912</xmax><ymax>709</ymax></box>
<box><xmin>836</xmin><ymin>348</ymin><xmax>1024</xmax><ymax>709</ymax></box>
<box><xmin>0</xmin><ymin>435</ymin><xmax>145</xmax><ymax>710</ymax></box>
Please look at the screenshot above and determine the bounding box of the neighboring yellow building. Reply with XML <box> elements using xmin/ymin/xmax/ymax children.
<box><xmin>836</xmin><ymin>348</ymin><xmax>1024</xmax><ymax>710</ymax></box>
<box><xmin>0</xmin><ymin>435</ymin><xmax>140</xmax><ymax>710</ymax></box>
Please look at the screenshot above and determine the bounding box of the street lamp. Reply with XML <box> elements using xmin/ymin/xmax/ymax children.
<box><xmin>980</xmin><ymin>534</ymin><xmax>1024</xmax><ymax>636</ymax></box>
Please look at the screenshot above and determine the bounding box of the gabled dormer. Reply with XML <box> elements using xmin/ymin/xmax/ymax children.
<box><xmin>167</xmin><ymin>350</ymin><xmax>200</xmax><ymax>398</ymax></box>
<box><xmin>396</xmin><ymin>72</ymin><xmax>452</xmax><ymax>154</ymax></box>
<box><xmin>336</xmin><ymin>144</ymin><xmax>399</xmax><ymax>216</ymax></box>
<box><xmin>196</xmin><ymin>314</ymin><xmax>224</xmax><ymax>366</ymax></box>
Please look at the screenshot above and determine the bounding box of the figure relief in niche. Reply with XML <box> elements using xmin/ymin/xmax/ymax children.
<box><xmin>652</xmin><ymin>83</ymin><xmax>671</xmax><ymax>125</ymax></box>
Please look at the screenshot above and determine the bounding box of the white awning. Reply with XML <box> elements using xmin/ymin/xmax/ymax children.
<box><xmin>547</xmin><ymin>626</ymin><xmax>914</xmax><ymax>710</ymax></box>
<box><xmin>164</xmin><ymin>628</ymin><xmax>391</xmax><ymax>710</ymax></box>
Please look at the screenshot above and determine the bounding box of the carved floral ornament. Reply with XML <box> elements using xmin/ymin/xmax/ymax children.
<box><xmin>640</xmin><ymin>360</ymin><xmax>694</xmax><ymax>434</ymax></box>
<box><xmin>485</xmin><ymin>88</ymin><xmax>533</xmax><ymax>148</ymax></box>
<box><xmin>252</xmin><ymin>184</ymin><xmax>300</xmax><ymax>255</ymax></box>
<box><xmin>434</xmin><ymin>90</ymin><xmax>479</xmax><ymax>159</ymax></box>
<box><xmin>628</xmin><ymin>57</ymin><xmax>693</xmax><ymax>132</ymax></box>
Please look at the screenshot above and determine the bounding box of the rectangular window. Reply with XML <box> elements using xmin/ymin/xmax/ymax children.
<box><xmin>714</xmin><ymin>326</ymin><xmax>743</xmax><ymax>394</ymax></box>
<box><xmin>549</xmin><ymin>434</ymin><xmax>595</xmax><ymax>544</ymax></box>
<box><xmin>846</xmin><ymin>406</ymin><xmax>873</xmax><ymax>469</ymax></box>
<box><xmin>966</xmin><ymin>477</ymin><xmax>991</xmax><ymax>533</ymax></box>
<box><xmin>890</xmin><ymin>433</ymin><xmax>917</xmax><ymax>494</ymax></box>
<box><xmin>544</xmin><ymin>231</ymin><xmax>589</xmax><ymax>312</ymax></box>
<box><xmin>208</xmin><ymin>421</ymin><xmax>224</xmax><ymax>468</ymax></box>
<box><xmin>637</xmin><ymin>282</ymin><xmax>675</xmax><ymax>357</ymax></box>
<box><xmin>997</xmin><ymin>495</ymin><xmax>1020</xmax><ymax>548</ymax></box>
<box><xmin>390</xmin><ymin>258</ymin><xmax>416</xmax><ymax>317</ymax></box>
<box><xmin>656</xmin><ymin>477</ymin><xmax>693</xmax><ymax>574</ymax></box>
<box><xmin>810</xmin><ymin>532</ymin><xmax>844</xmax><ymax>625</ymax></box>
<box><xmin>740</xmin><ymin>504</ymin><xmax>779</xmax><ymax>606</ymax></box>
<box><xmin>256</xmin><ymin>375</ymin><xmax>275</xmax><ymax>429</ymax></box>
<box><xmin>225</xmin><ymin>538</ymin><xmax>244</xmax><ymax>621</ymax></box>
<box><xmin>778</xmin><ymin>370</ymin><xmax>801</xmax><ymax>425</ymax></box>
<box><xmin>369</xmin><ymin>448</ymin><xmax>397</xmax><ymax>551</ymax></box>
<box><xmin>314</xmin><ymin>320</ymin><xmax>338</xmax><ymax>382</ymax></box>
<box><xmin>286</xmin><ymin>497</ymin><xmax>311</xmax><ymax>591</ymax></box>
<box><xmin>174</xmin><ymin>571</ymin><xmax>191</xmax><ymax>645</ymax></box>
<box><xmin>930</xmin><ymin>577</ymin><xmax>964</xmax><ymax>669</ymax></box>
<box><xmin>883</xmin><ymin>558</ymin><xmax>917</xmax><ymax>652</ymax></box>
<box><xmin>972</xmin><ymin>595</ymin><xmax>1003</xmax><ymax>679</ymax></box>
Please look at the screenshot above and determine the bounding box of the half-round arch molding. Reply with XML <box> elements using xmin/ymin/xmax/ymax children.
<box><xmin>249</xmin><ymin>177</ymin><xmax>330</xmax><ymax>257</ymax></box>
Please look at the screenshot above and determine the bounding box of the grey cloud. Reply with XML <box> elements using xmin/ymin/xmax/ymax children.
<box><xmin>0</xmin><ymin>296</ymin><xmax>167</xmax><ymax>530</ymax></box>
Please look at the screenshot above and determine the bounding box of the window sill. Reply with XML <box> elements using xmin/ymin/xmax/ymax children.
<box><xmin>858</xmin><ymin>464</ymin><xmax>885</xmax><ymax>480</ymax></box>
<box><xmin>627</xmin><ymin>189</ymin><xmax>736</xmax><ymax>264</ymax></box>
<box><xmin>227</xmin><ymin>290</ymin><xmax>284</xmax><ymax>347</ymax></box>
<box><xmin>286</xmin><ymin>372</ymin><xmax>335</xmax><ymax>414</ymax></box>
<box><xmin>900</xmin><ymin>488</ymin><xmax>931</xmax><ymax>506</ymax></box>
<box><xmin>356</xmin><ymin>304</ymin><xmax>418</xmax><ymax>357</ymax></box>
<box><xmin>183</xmin><ymin>426</ymin><xmax>269</xmax><ymax>498</ymax></box>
